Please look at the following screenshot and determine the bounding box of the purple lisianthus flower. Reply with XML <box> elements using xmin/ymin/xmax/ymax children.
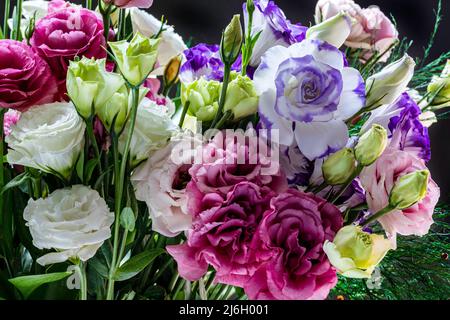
<box><xmin>244</xmin><ymin>0</ymin><xmax>307</xmax><ymax>67</ymax></box>
<box><xmin>254</xmin><ymin>39</ymin><xmax>365</xmax><ymax>160</ymax></box>
<box><xmin>179</xmin><ymin>43</ymin><xmax>242</xmax><ymax>83</ymax></box>
<box><xmin>362</xmin><ymin>92</ymin><xmax>431</xmax><ymax>162</ymax></box>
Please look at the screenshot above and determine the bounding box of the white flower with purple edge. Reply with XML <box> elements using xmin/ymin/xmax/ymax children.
<box><xmin>244</xmin><ymin>0</ymin><xmax>307</xmax><ymax>67</ymax></box>
<box><xmin>254</xmin><ymin>38</ymin><xmax>365</xmax><ymax>160</ymax></box>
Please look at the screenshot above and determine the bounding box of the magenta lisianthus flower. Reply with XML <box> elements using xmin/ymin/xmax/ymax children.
<box><xmin>244</xmin><ymin>189</ymin><xmax>343</xmax><ymax>300</ymax></box>
<box><xmin>360</xmin><ymin>147</ymin><xmax>440</xmax><ymax>246</ymax></box>
<box><xmin>30</xmin><ymin>7</ymin><xmax>106</xmax><ymax>98</ymax></box>
<box><xmin>167</xmin><ymin>182</ymin><xmax>275</xmax><ymax>286</ymax></box>
<box><xmin>0</xmin><ymin>40</ymin><xmax>58</xmax><ymax>111</ymax></box>
<box><xmin>187</xmin><ymin>130</ymin><xmax>287</xmax><ymax>214</ymax></box>
<box><xmin>103</xmin><ymin>0</ymin><xmax>153</xmax><ymax>8</ymax></box>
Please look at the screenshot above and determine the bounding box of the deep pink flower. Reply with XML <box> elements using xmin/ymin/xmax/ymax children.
<box><xmin>3</xmin><ymin>109</ymin><xmax>21</xmax><ymax>136</ymax></box>
<box><xmin>187</xmin><ymin>130</ymin><xmax>288</xmax><ymax>214</ymax></box>
<box><xmin>0</xmin><ymin>40</ymin><xmax>58</xmax><ymax>111</ymax></box>
<box><xmin>48</xmin><ymin>0</ymin><xmax>71</xmax><ymax>13</ymax></box>
<box><xmin>103</xmin><ymin>0</ymin><xmax>153</xmax><ymax>8</ymax></box>
<box><xmin>30</xmin><ymin>7</ymin><xmax>106</xmax><ymax>98</ymax></box>
<box><xmin>244</xmin><ymin>189</ymin><xmax>343</xmax><ymax>300</ymax></box>
<box><xmin>167</xmin><ymin>182</ymin><xmax>275</xmax><ymax>286</ymax></box>
<box><xmin>360</xmin><ymin>147</ymin><xmax>440</xmax><ymax>245</ymax></box>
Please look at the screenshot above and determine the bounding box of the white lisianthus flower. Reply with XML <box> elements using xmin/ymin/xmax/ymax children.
<box><xmin>6</xmin><ymin>102</ymin><xmax>85</xmax><ymax>179</ymax></box>
<box><xmin>24</xmin><ymin>185</ymin><xmax>114</xmax><ymax>266</ymax></box>
<box><xmin>131</xmin><ymin>135</ymin><xmax>200</xmax><ymax>237</ymax></box>
<box><xmin>119</xmin><ymin>97</ymin><xmax>178</xmax><ymax>167</ymax></box>
<box><xmin>130</xmin><ymin>8</ymin><xmax>187</xmax><ymax>76</ymax></box>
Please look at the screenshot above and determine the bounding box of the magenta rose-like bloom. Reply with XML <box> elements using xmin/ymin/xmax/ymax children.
<box><xmin>187</xmin><ymin>130</ymin><xmax>287</xmax><ymax>214</ymax></box>
<box><xmin>360</xmin><ymin>147</ymin><xmax>440</xmax><ymax>245</ymax></box>
<box><xmin>167</xmin><ymin>182</ymin><xmax>275</xmax><ymax>286</ymax></box>
<box><xmin>30</xmin><ymin>7</ymin><xmax>106</xmax><ymax>97</ymax></box>
<box><xmin>103</xmin><ymin>0</ymin><xmax>153</xmax><ymax>8</ymax></box>
<box><xmin>0</xmin><ymin>40</ymin><xmax>58</xmax><ymax>111</ymax></box>
<box><xmin>244</xmin><ymin>189</ymin><xmax>343</xmax><ymax>300</ymax></box>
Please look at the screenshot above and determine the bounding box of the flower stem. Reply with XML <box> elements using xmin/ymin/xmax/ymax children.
<box><xmin>106</xmin><ymin>87</ymin><xmax>140</xmax><ymax>300</ymax></box>
<box><xmin>75</xmin><ymin>262</ymin><xmax>88</xmax><ymax>300</ymax></box>
<box><xmin>0</xmin><ymin>109</ymin><xmax>5</xmax><ymax>225</ymax></box>
<box><xmin>100</xmin><ymin>3</ymin><xmax>112</xmax><ymax>46</ymax></box>
<box><xmin>211</xmin><ymin>63</ymin><xmax>231</xmax><ymax>128</ymax></box>
<box><xmin>178</xmin><ymin>101</ymin><xmax>190</xmax><ymax>128</ymax></box>
<box><xmin>330</xmin><ymin>165</ymin><xmax>363</xmax><ymax>204</ymax></box>
<box><xmin>12</xmin><ymin>0</ymin><xmax>23</xmax><ymax>41</ymax></box>
<box><xmin>3</xmin><ymin>0</ymin><xmax>10</xmax><ymax>39</ymax></box>
<box><xmin>362</xmin><ymin>205</ymin><xmax>396</xmax><ymax>227</ymax></box>
<box><xmin>86</xmin><ymin>118</ymin><xmax>103</xmax><ymax>179</ymax></box>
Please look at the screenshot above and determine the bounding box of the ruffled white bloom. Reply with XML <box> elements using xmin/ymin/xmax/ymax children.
<box><xmin>131</xmin><ymin>135</ymin><xmax>199</xmax><ymax>237</ymax></box>
<box><xmin>24</xmin><ymin>185</ymin><xmax>114</xmax><ymax>266</ymax></box>
<box><xmin>306</xmin><ymin>12</ymin><xmax>352</xmax><ymax>48</ymax></box>
<box><xmin>130</xmin><ymin>8</ymin><xmax>187</xmax><ymax>76</ymax></box>
<box><xmin>6</xmin><ymin>102</ymin><xmax>85</xmax><ymax>179</ymax></box>
<box><xmin>119</xmin><ymin>98</ymin><xmax>178</xmax><ymax>167</ymax></box>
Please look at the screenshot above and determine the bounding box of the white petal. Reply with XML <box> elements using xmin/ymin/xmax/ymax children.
<box><xmin>288</xmin><ymin>39</ymin><xmax>344</xmax><ymax>71</ymax></box>
<box><xmin>295</xmin><ymin>120</ymin><xmax>348</xmax><ymax>160</ymax></box>
<box><xmin>335</xmin><ymin>67</ymin><xmax>365</xmax><ymax>120</ymax></box>
<box><xmin>253</xmin><ymin>45</ymin><xmax>290</xmax><ymax>94</ymax></box>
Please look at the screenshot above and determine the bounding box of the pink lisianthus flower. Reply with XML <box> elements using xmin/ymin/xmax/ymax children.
<box><xmin>48</xmin><ymin>0</ymin><xmax>71</xmax><ymax>13</ymax></box>
<box><xmin>30</xmin><ymin>7</ymin><xmax>107</xmax><ymax>99</ymax></box>
<box><xmin>244</xmin><ymin>189</ymin><xmax>343</xmax><ymax>300</ymax></box>
<box><xmin>167</xmin><ymin>182</ymin><xmax>275</xmax><ymax>285</ymax></box>
<box><xmin>315</xmin><ymin>0</ymin><xmax>398</xmax><ymax>62</ymax></box>
<box><xmin>103</xmin><ymin>0</ymin><xmax>153</xmax><ymax>8</ymax></box>
<box><xmin>0</xmin><ymin>40</ymin><xmax>58</xmax><ymax>111</ymax></box>
<box><xmin>187</xmin><ymin>130</ymin><xmax>288</xmax><ymax>214</ymax></box>
<box><xmin>3</xmin><ymin>110</ymin><xmax>21</xmax><ymax>136</ymax></box>
<box><xmin>360</xmin><ymin>147</ymin><xmax>440</xmax><ymax>245</ymax></box>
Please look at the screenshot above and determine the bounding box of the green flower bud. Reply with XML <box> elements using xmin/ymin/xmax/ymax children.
<box><xmin>224</xmin><ymin>74</ymin><xmax>258</xmax><ymax>120</ymax></box>
<box><xmin>322</xmin><ymin>148</ymin><xmax>356</xmax><ymax>185</ymax></box>
<box><xmin>427</xmin><ymin>60</ymin><xmax>450</xmax><ymax>109</ymax></box>
<box><xmin>355</xmin><ymin>124</ymin><xmax>388</xmax><ymax>166</ymax></box>
<box><xmin>306</xmin><ymin>12</ymin><xmax>352</xmax><ymax>48</ymax></box>
<box><xmin>164</xmin><ymin>55</ymin><xmax>182</xmax><ymax>87</ymax></box>
<box><xmin>97</xmin><ymin>86</ymin><xmax>129</xmax><ymax>133</ymax></box>
<box><xmin>221</xmin><ymin>14</ymin><xmax>243</xmax><ymax>65</ymax></box>
<box><xmin>181</xmin><ymin>78</ymin><xmax>221</xmax><ymax>122</ymax></box>
<box><xmin>109</xmin><ymin>32</ymin><xmax>160</xmax><ymax>86</ymax></box>
<box><xmin>323</xmin><ymin>226</ymin><xmax>391</xmax><ymax>279</ymax></box>
<box><xmin>389</xmin><ymin>170</ymin><xmax>429</xmax><ymax>210</ymax></box>
<box><xmin>66</xmin><ymin>57</ymin><xmax>125</xmax><ymax>119</ymax></box>
<box><xmin>365</xmin><ymin>54</ymin><xmax>415</xmax><ymax>110</ymax></box>
<box><xmin>246</xmin><ymin>0</ymin><xmax>255</xmax><ymax>15</ymax></box>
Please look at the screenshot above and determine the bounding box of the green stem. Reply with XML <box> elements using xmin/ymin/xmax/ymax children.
<box><xmin>0</xmin><ymin>110</ymin><xmax>5</xmax><ymax>223</ymax></box>
<box><xmin>117</xmin><ymin>9</ymin><xmax>126</xmax><ymax>41</ymax></box>
<box><xmin>100</xmin><ymin>3</ymin><xmax>112</xmax><ymax>46</ymax></box>
<box><xmin>210</xmin><ymin>63</ymin><xmax>231</xmax><ymax>128</ymax></box>
<box><xmin>86</xmin><ymin>0</ymin><xmax>92</xmax><ymax>10</ymax></box>
<box><xmin>178</xmin><ymin>101</ymin><xmax>190</xmax><ymax>128</ymax></box>
<box><xmin>330</xmin><ymin>165</ymin><xmax>363</xmax><ymax>204</ymax></box>
<box><xmin>12</xmin><ymin>0</ymin><xmax>23</xmax><ymax>41</ymax></box>
<box><xmin>362</xmin><ymin>205</ymin><xmax>396</xmax><ymax>227</ymax></box>
<box><xmin>86</xmin><ymin>118</ymin><xmax>103</xmax><ymax>174</ymax></box>
<box><xmin>213</xmin><ymin>110</ymin><xmax>233</xmax><ymax>130</ymax></box>
<box><xmin>241</xmin><ymin>4</ymin><xmax>254</xmax><ymax>76</ymax></box>
<box><xmin>3</xmin><ymin>0</ymin><xmax>10</xmax><ymax>40</ymax></box>
<box><xmin>75</xmin><ymin>262</ymin><xmax>88</xmax><ymax>300</ymax></box>
<box><xmin>106</xmin><ymin>87</ymin><xmax>140</xmax><ymax>300</ymax></box>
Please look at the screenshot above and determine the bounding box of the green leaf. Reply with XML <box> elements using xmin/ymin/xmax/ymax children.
<box><xmin>114</xmin><ymin>248</ymin><xmax>165</xmax><ymax>281</ymax></box>
<box><xmin>75</xmin><ymin>150</ymin><xmax>84</xmax><ymax>182</ymax></box>
<box><xmin>9</xmin><ymin>272</ymin><xmax>72</xmax><ymax>299</ymax></box>
<box><xmin>120</xmin><ymin>207</ymin><xmax>135</xmax><ymax>232</ymax></box>
<box><xmin>0</xmin><ymin>172</ymin><xmax>31</xmax><ymax>195</ymax></box>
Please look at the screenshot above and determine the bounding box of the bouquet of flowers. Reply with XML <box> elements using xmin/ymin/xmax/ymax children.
<box><xmin>0</xmin><ymin>0</ymin><xmax>448</xmax><ymax>300</ymax></box>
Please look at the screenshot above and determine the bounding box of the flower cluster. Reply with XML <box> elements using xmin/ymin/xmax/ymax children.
<box><xmin>0</xmin><ymin>0</ymin><xmax>447</xmax><ymax>302</ymax></box>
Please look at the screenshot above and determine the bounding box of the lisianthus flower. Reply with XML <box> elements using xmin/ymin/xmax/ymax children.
<box><xmin>244</xmin><ymin>0</ymin><xmax>307</xmax><ymax>67</ymax></box>
<box><xmin>24</xmin><ymin>185</ymin><xmax>114</xmax><ymax>266</ymax></box>
<box><xmin>3</xmin><ymin>110</ymin><xmax>21</xmax><ymax>136</ymax></box>
<box><xmin>131</xmin><ymin>135</ymin><xmax>201</xmax><ymax>237</ymax></box>
<box><xmin>167</xmin><ymin>182</ymin><xmax>275</xmax><ymax>286</ymax></box>
<box><xmin>30</xmin><ymin>6</ymin><xmax>107</xmax><ymax>97</ymax></box>
<box><xmin>279</xmin><ymin>144</ymin><xmax>313</xmax><ymax>186</ymax></box>
<box><xmin>130</xmin><ymin>8</ymin><xmax>187</xmax><ymax>76</ymax></box>
<box><xmin>180</xmin><ymin>44</ymin><xmax>242</xmax><ymax>83</ymax></box>
<box><xmin>315</xmin><ymin>0</ymin><xmax>398</xmax><ymax>62</ymax></box>
<box><xmin>244</xmin><ymin>189</ymin><xmax>343</xmax><ymax>300</ymax></box>
<box><xmin>254</xmin><ymin>39</ymin><xmax>365</xmax><ymax>160</ymax></box>
<box><xmin>186</xmin><ymin>129</ymin><xmax>288</xmax><ymax>214</ymax></box>
<box><xmin>360</xmin><ymin>147</ymin><xmax>440</xmax><ymax>246</ymax></box>
<box><xmin>0</xmin><ymin>40</ymin><xmax>58</xmax><ymax>111</ymax></box>
<box><xmin>362</xmin><ymin>93</ymin><xmax>431</xmax><ymax>162</ymax></box>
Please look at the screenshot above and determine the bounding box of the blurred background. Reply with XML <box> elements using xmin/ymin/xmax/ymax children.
<box><xmin>1</xmin><ymin>0</ymin><xmax>449</xmax><ymax>201</ymax></box>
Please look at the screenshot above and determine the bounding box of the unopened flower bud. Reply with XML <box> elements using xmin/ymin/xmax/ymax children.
<box><xmin>223</xmin><ymin>74</ymin><xmax>258</xmax><ymax>120</ymax></box>
<box><xmin>389</xmin><ymin>170</ymin><xmax>429</xmax><ymax>210</ymax></box>
<box><xmin>324</xmin><ymin>226</ymin><xmax>391</xmax><ymax>279</ymax></box>
<box><xmin>427</xmin><ymin>60</ymin><xmax>450</xmax><ymax>109</ymax></box>
<box><xmin>164</xmin><ymin>55</ymin><xmax>182</xmax><ymax>87</ymax></box>
<box><xmin>322</xmin><ymin>148</ymin><xmax>356</xmax><ymax>185</ymax></box>
<box><xmin>365</xmin><ymin>54</ymin><xmax>415</xmax><ymax>110</ymax></box>
<box><xmin>221</xmin><ymin>14</ymin><xmax>243</xmax><ymax>65</ymax></box>
<box><xmin>355</xmin><ymin>124</ymin><xmax>388</xmax><ymax>166</ymax></box>
<box><xmin>306</xmin><ymin>12</ymin><xmax>352</xmax><ymax>48</ymax></box>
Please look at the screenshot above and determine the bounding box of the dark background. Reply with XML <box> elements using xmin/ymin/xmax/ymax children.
<box><xmin>1</xmin><ymin>0</ymin><xmax>449</xmax><ymax>201</ymax></box>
